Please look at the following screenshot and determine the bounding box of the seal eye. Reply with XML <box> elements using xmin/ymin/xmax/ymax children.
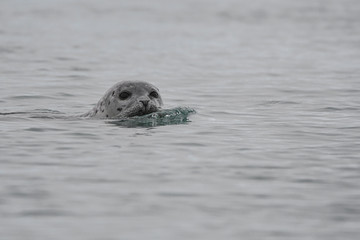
<box><xmin>119</xmin><ymin>91</ymin><xmax>131</xmax><ymax>100</ymax></box>
<box><xmin>150</xmin><ymin>91</ymin><xmax>159</xmax><ymax>98</ymax></box>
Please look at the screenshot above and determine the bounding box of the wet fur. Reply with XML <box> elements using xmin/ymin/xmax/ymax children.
<box><xmin>83</xmin><ymin>81</ymin><xmax>163</xmax><ymax>119</ymax></box>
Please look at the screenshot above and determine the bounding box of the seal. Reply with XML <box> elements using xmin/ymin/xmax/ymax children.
<box><xmin>83</xmin><ymin>81</ymin><xmax>163</xmax><ymax>119</ymax></box>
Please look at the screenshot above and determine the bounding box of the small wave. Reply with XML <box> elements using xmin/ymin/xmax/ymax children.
<box><xmin>316</xmin><ymin>107</ymin><xmax>360</xmax><ymax>112</ymax></box>
<box><xmin>70</xmin><ymin>67</ymin><xmax>91</xmax><ymax>72</ymax></box>
<box><xmin>7</xmin><ymin>95</ymin><xmax>58</xmax><ymax>100</ymax></box>
<box><xmin>25</xmin><ymin>127</ymin><xmax>64</xmax><ymax>132</ymax></box>
<box><xmin>19</xmin><ymin>209</ymin><xmax>72</xmax><ymax>217</ymax></box>
<box><xmin>260</xmin><ymin>100</ymin><xmax>300</xmax><ymax>106</ymax></box>
<box><xmin>0</xmin><ymin>109</ymin><xmax>63</xmax><ymax>118</ymax></box>
<box><xmin>0</xmin><ymin>111</ymin><xmax>29</xmax><ymax>116</ymax></box>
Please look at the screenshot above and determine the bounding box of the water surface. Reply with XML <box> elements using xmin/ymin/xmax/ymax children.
<box><xmin>1</xmin><ymin>0</ymin><xmax>360</xmax><ymax>239</ymax></box>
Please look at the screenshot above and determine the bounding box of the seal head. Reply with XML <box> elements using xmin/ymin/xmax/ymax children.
<box><xmin>85</xmin><ymin>81</ymin><xmax>163</xmax><ymax>118</ymax></box>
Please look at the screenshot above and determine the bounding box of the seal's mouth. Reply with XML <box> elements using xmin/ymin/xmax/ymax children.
<box><xmin>129</xmin><ymin>107</ymin><xmax>158</xmax><ymax>117</ymax></box>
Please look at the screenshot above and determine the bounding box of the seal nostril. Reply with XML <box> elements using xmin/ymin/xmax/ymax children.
<box><xmin>140</xmin><ymin>100</ymin><xmax>149</xmax><ymax>107</ymax></box>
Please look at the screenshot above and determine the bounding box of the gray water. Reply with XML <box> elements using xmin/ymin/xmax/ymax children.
<box><xmin>1</xmin><ymin>0</ymin><xmax>360</xmax><ymax>239</ymax></box>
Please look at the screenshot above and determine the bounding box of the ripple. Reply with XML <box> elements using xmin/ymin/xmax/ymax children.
<box><xmin>57</xmin><ymin>92</ymin><xmax>75</xmax><ymax>97</ymax></box>
<box><xmin>55</xmin><ymin>56</ymin><xmax>76</xmax><ymax>61</ymax></box>
<box><xmin>0</xmin><ymin>47</ymin><xmax>16</xmax><ymax>54</ymax></box>
<box><xmin>70</xmin><ymin>67</ymin><xmax>91</xmax><ymax>72</ymax></box>
<box><xmin>20</xmin><ymin>209</ymin><xmax>72</xmax><ymax>217</ymax></box>
<box><xmin>260</xmin><ymin>100</ymin><xmax>300</xmax><ymax>106</ymax></box>
<box><xmin>66</xmin><ymin>132</ymin><xmax>99</xmax><ymax>138</ymax></box>
<box><xmin>0</xmin><ymin>109</ymin><xmax>64</xmax><ymax>119</ymax></box>
<box><xmin>57</xmin><ymin>74</ymin><xmax>88</xmax><ymax>80</ymax></box>
<box><xmin>25</xmin><ymin>127</ymin><xmax>64</xmax><ymax>132</ymax></box>
<box><xmin>317</xmin><ymin>107</ymin><xmax>360</xmax><ymax>112</ymax></box>
<box><xmin>7</xmin><ymin>95</ymin><xmax>57</xmax><ymax>100</ymax></box>
<box><xmin>157</xmin><ymin>192</ymin><xmax>203</xmax><ymax>197</ymax></box>
<box><xmin>8</xmin><ymin>188</ymin><xmax>49</xmax><ymax>199</ymax></box>
<box><xmin>0</xmin><ymin>111</ymin><xmax>29</xmax><ymax>116</ymax></box>
<box><xmin>338</xmin><ymin>126</ymin><xmax>360</xmax><ymax>130</ymax></box>
<box><xmin>9</xmin><ymin>161</ymin><xmax>95</xmax><ymax>168</ymax></box>
<box><xmin>174</xmin><ymin>142</ymin><xmax>206</xmax><ymax>147</ymax></box>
